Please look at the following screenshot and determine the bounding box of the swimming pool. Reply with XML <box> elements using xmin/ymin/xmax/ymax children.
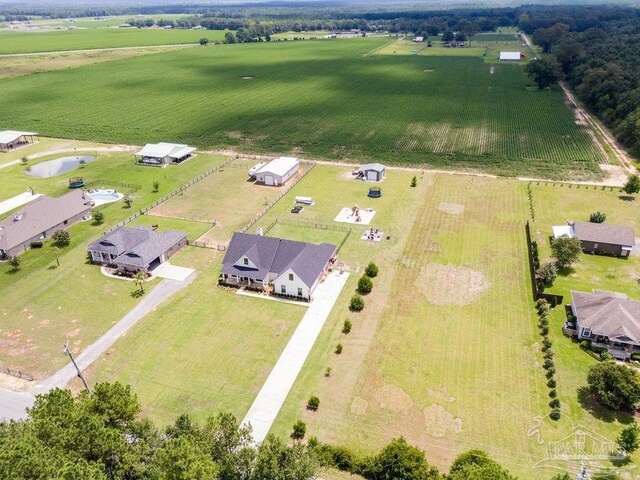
<box><xmin>87</xmin><ymin>189</ymin><xmax>124</xmax><ymax>206</ymax></box>
<box><xmin>26</xmin><ymin>155</ymin><xmax>96</xmax><ymax>178</ymax></box>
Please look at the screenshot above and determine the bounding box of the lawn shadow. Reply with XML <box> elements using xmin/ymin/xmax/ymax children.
<box><xmin>47</xmin><ymin>265</ymin><xmax>58</xmax><ymax>270</ymax></box>
<box><xmin>5</xmin><ymin>268</ymin><xmax>20</xmax><ymax>275</ymax></box>
<box><xmin>618</xmin><ymin>195</ymin><xmax>636</xmax><ymax>202</ymax></box>
<box><xmin>577</xmin><ymin>386</ymin><xmax>635</xmax><ymax>424</ymax></box>
<box><xmin>130</xmin><ymin>290</ymin><xmax>144</xmax><ymax>298</ymax></box>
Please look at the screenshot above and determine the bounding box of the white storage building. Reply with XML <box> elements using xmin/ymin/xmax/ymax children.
<box><xmin>255</xmin><ymin>157</ymin><xmax>299</xmax><ymax>186</ymax></box>
<box><xmin>499</xmin><ymin>51</ymin><xmax>523</xmax><ymax>62</ymax></box>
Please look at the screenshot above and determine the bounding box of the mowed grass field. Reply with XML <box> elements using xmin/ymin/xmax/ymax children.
<box><xmin>0</xmin><ymin>29</ymin><xmax>225</xmax><ymax>54</ymax></box>
<box><xmin>0</xmin><ymin>144</ymin><xmax>227</xmax><ymax>377</ymax></box>
<box><xmin>267</xmin><ymin>174</ymin><xmax>556</xmax><ymax>478</ymax></box>
<box><xmin>0</xmin><ymin>38</ymin><xmax>602</xmax><ymax>178</ymax></box>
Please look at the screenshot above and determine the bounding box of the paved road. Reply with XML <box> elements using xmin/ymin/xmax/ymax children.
<box><xmin>242</xmin><ymin>271</ymin><xmax>349</xmax><ymax>442</ymax></box>
<box><xmin>0</xmin><ymin>274</ymin><xmax>195</xmax><ymax>421</ymax></box>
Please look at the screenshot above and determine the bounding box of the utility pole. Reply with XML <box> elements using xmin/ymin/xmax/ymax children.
<box><xmin>63</xmin><ymin>341</ymin><xmax>90</xmax><ymax>393</ymax></box>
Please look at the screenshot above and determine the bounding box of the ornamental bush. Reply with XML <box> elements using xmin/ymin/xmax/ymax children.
<box><xmin>358</xmin><ymin>275</ymin><xmax>373</xmax><ymax>294</ymax></box>
<box><xmin>365</xmin><ymin>262</ymin><xmax>378</xmax><ymax>278</ymax></box>
<box><xmin>350</xmin><ymin>294</ymin><xmax>364</xmax><ymax>311</ymax></box>
<box><xmin>307</xmin><ymin>396</ymin><xmax>320</xmax><ymax>411</ymax></box>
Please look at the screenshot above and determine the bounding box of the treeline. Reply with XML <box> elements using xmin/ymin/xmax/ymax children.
<box><xmin>0</xmin><ymin>382</ymin><xmax>523</xmax><ymax>480</ymax></box>
<box><xmin>527</xmin><ymin>6</ymin><xmax>640</xmax><ymax>157</ymax></box>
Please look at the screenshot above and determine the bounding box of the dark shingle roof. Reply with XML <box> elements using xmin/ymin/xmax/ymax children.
<box><xmin>221</xmin><ymin>233</ymin><xmax>337</xmax><ymax>287</ymax></box>
<box><xmin>572</xmin><ymin>290</ymin><xmax>640</xmax><ymax>344</ymax></box>
<box><xmin>88</xmin><ymin>226</ymin><xmax>186</xmax><ymax>268</ymax></box>
<box><xmin>0</xmin><ymin>190</ymin><xmax>92</xmax><ymax>251</ymax></box>
<box><xmin>573</xmin><ymin>221</ymin><xmax>635</xmax><ymax>247</ymax></box>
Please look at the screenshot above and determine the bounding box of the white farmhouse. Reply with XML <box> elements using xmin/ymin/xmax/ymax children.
<box><xmin>220</xmin><ymin>233</ymin><xmax>337</xmax><ymax>300</ymax></box>
<box><xmin>254</xmin><ymin>157</ymin><xmax>299</xmax><ymax>186</ymax></box>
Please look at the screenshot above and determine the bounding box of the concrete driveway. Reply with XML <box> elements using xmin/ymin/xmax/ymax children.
<box><xmin>242</xmin><ymin>271</ymin><xmax>350</xmax><ymax>443</ymax></box>
<box><xmin>151</xmin><ymin>262</ymin><xmax>195</xmax><ymax>281</ymax></box>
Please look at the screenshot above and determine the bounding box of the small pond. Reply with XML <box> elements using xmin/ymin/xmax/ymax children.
<box><xmin>25</xmin><ymin>155</ymin><xmax>96</xmax><ymax>178</ymax></box>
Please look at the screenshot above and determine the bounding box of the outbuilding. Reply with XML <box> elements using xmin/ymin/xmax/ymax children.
<box><xmin>255</xmin><ymin>157</ymin><xmax>299</xmax><ymax>186</ymax></box>
<box><xmin>0</xmin><ymin>131</ymin><xmax>39</xmax><ymax>152</ymax></box>
<box><xmin>357</xmin><ymin>163</ymin><xmax>386</xmax><ymax>182</ymax></box>
<box><xmin>135</xmin><ymin>143</ymin><xmax>196</xmax><ymax>166</ymax></box>
<box><xmin>499</xmin><ymin>51</ymin><xmax>524</xmax><ymax>62</ymax></box>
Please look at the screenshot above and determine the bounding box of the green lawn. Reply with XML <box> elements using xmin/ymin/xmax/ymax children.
<box><xmin>268</xmin><ymin>174</ymin><xmax>553</xmax><ymax>477</ymax></box>
<box><xmin>79</xmin><ymin>246</ymin><xmax>304</xmax><ymax>426</ymax></box>
<box><xmin>0</xmin><ymin>142</ymin><xmax>227</xmax><ymax>377</ymax></box>
<box><xmin>0</xmin><ymin>39</ymin><xmax>603</xmax><ymax>178</ymax></box>
<box><xmin>0</xmin><ymin>28</ymin><xmax>225</xmax><ymax>54</ymax></box>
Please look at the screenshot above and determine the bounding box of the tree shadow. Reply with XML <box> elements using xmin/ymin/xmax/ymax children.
<box><xmin>577</xmin><ymin>386</ymin><xmax>635</xmax><ymax>424</ymax></box>
<box><xmin>557</xmin><ymin>266</ymin><xmax>576</xmax><ymax>277</ymax></box>
<box><xmin>618</xmin><ymin>195</ymin><xmax>636</xmax><ymax>202</ymax></box>
<box><xmin>5</xmin><ymin>268</ymin><xmax>19</xmax><ymax>275</ymax></box>
<box><xmin>47</xmin><ymin>265</ymin><xmax>58</xmax><ymax>270</ymax></box>
<box><xmin>130</xmin><ymin>290</ymin><xmax>144</xmax><ymax>298</ymax></box>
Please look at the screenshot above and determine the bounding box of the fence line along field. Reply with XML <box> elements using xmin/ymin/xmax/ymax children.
<box><xmin>0</xmin><ymin>38</ymin><xmax>603</xmax><ymax>178</ymax></box>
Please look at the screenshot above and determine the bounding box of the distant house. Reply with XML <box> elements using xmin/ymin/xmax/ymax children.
<box><xmin>0</xmin><ymin>190</ymin><xmax>92</xmax><ymax>258</ymax></box>
<box><xmin>357</xmin><ymin>163</ymin><xmax>386</xmax><ymax>182</ymax></box>
<box><xmin>0</xmin><ymin>131</ymin><xmax>38</xmax><ymax>152</ymax></box>
<box><xmin>118</xmin><ymin>23</ymin><xmax>132</xmax><ymax>28</ymax></box>
<box><xmin>444</xmin><ymin>40</ymin><xmax>465</xmax><ymax>48</ymax></box>
<box><xmin>552</xmin><ymin>221</ymin><xmax>635</xmax><ymax>257</ymax></box>
<box><xmin>220</xmin><ymin>232</ymin><xmax>337</xmax><ymax>300</ymax></box>
<box><xmin>567</xmin><ymin>290</ymin><xmax>640</xmax><ymax>360</ymax></box>
<box><xmin>254</xmin><ymin>157</ymin><xmax>299</xmax><ymax>186</ymax></box>
<box><xmin>135</xmin><ymin>143</ymin><xmax>196</xmax><ymax>166</ymax></box>
<box><xmin>499</xmin><ymin>51</ymin><xmax>524</xmax><ymax>62</ymax></box>
<box><xmin>413</xmin><ymin>36</ymin><xmax>424</xmax><ymax>43</ymax></box>
<box><xmin>88</xmin><ymin>226</ymin><xmax>187</xmax><ymax>274</ymax></box>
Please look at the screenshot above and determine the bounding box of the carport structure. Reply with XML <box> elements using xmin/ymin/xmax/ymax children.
<box><xmin>0</xmin><ymin>131</ymin><xmax>39</xmax><ymax>152</ymax></box>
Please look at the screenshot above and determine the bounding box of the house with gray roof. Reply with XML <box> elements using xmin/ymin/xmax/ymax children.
<box><xmin>569</xmin><ymin>290</ymin><xmax>640</xmax><ymax>360</ymax></box>
<box><xmin>88</xmin><ymin>226</ymin><xmax>187</xmax><ymax>274</ymax></box>
<box><xmin>0</xmin><ymin>190</ymin><xmax>92</xmax><ymax>259</ymax></box>
<box><xmin>221</xmin><ymin>232</ymin><xmax>337</xmax><ymax>300</ymax></box>
<box><xmin>552</xmin><ymin>221</ymin><xmax>635</xmax><ymax>257</ymax></box>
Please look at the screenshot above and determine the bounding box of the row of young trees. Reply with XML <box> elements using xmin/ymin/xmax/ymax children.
<box><xmin>0</xmin><ymin>382</ymin><xmax>522</xmax><ymax>480</ymax></box>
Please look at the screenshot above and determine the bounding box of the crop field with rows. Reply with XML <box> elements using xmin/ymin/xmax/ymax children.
<box><xmin>0</xmin><ymin>38</ymin><xmax>603</xmax><ymax>178</ymax></box>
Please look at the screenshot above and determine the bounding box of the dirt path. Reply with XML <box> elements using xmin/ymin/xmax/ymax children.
<box><xmin>558</xmin><ymin>81</ymin><xmax>635</xmax><ymax>173</ymax></box>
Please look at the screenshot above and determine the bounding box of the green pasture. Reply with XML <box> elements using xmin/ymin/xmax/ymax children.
<box><xmin>0</xmin><ymin>28</ymin><xmax>225</xmax><ymax>54</ymax></box>
<box><xmin>79</xmin><ymin>245</ymin><xmax>304</xmax><ymax>426</ymax></box>
<box><xmin>0</xmin><ymin>39</ymin><xmax>603</xmax><ymax>178</ymax></box>
<box><xmin>0</xmin><ymin>142</ymin><xmax>227</xmax><ymax>376</ymax></box>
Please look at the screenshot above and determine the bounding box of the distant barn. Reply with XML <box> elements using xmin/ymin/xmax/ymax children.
<box><xmin>499</xmin><ymin>51</ymin><xmax>525</xmax><ymax>62</ymax></box>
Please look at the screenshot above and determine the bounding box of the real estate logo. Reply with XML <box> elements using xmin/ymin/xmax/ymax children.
<box><xmin>528</xmin><ymin>413</ymin><xmax>635</xmax><ymax>477</ymax></box>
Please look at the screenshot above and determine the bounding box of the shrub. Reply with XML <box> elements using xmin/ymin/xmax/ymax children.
<box><xmin>549</xmin><ymin>389</ymin><xmax>557</xmax><ymax>398</ymax></box>
<box><xmin>631</xmin><ymin>353</ymin><xmax>640</xmax><ymax>362</ymax></box>
<box><xmin>549</xmin><ymin>398</ymin><xmax>561</xmax><ymax>408</ymax></box>
<box><xmin>307</xmin><ymin>436</ymin><xmax>319</xmax><ymax>449</ymax></box>
<box><xmin>537</xmin><ymin>262</ymin><xmax>558</xmax><ymax>287</ymax></box>
<box><xmin>536</xmin><ymin>299</ymin><xmax>550</xmax><ymax>315</ymax></box>
<box><xmin>30</xmin><ymin>241</ymin><xmax>43</xmax><ymax>248</ymax></box>
<box><xmin>539</xmin><ymin>317</ymin><xmax>549</xmax><ymax>327</ymax></box>
<box><xmin>342</xmin><ymin>319</ymin><xmax>352</xmax><ymax>334</ymax></box>
<box><xmin>350</xmin><ymin>294</ymin><xmax>364</xmax><ymax>311</ymax></box>
<box><xmin>543</xmin><ymin>349</ymin><xmax>554</xmax><ymax>359</ymax></box>
<box><xmin>542</xmin><ymin>338</ymin><xmax>552</xmax><ymax>349</ymax></box>
<box><xmin>540</xmin><ymin>325</ymin><xmax>549</xmax><ymax>336</ymax></box>
<box><xmin>365</xmin><ymin>262</ymin><xmax>378</xmax><ymax>278</ymax></box>
<box><xmin>580</xmin><ymin>340</ymin><xmax>591</xmax><ymax>350</ymax></box>
<box><xmin>551</xmin><ymin>235</ymin><xmax>582</xmax><ymax>269</ymax></box>
<box><xmin>589</xmin><ymin>211</ymin><xmax>607</xmax><ymax>223</ymax></box>
<box><xmin>335</xmin><ymin>344</ymin><xmax>343</xmax><ymax>354</ymax></box>
<box><xmin>325</xmin><ymin>367</ymin><xmax>332</xmax><ymax>377</ymax></box>
<box><xmin>601</xmin><ymin>351</ymin><xmax>614</xmax><ymax>361</ymax></box>
<box><xmin>52</xmin><ymin>229</ymin><xmax>71</xmax><ymax>247</ymax></box>
<box><xmin>358</xmin><ymin>437</ymin><xmax>438</xmax><ymax>480</ymax></box>
<box><xmin>546</xmin><ymin>368</ymin><xmax>556</xmax><ymax>379</ymax></box>
<box><xmin>152</xmin><ymin>180</ymin><xmax>160</xmax><ymax>192</ymax></box>
<box><xmin>618</xmin><ymin>423</ymin><xmax>640</xmax><ymax>454</ymax></box>
<box><xmin>547</xmin><ymin>379</ymin><xmax>557</xmax><ymax>388</ymax></box>
<box><xmin>410</xmin><ymin>176</ymin><xmax>417</xmax><ymax>187</ymax></box>
<box><xmin>307</xmin><ymin>396</ymin><xmax>320</xmax><ymax>411</ymax></box>
<box><xmin>357</xmin><ymin>275</ymin><xmax>373</xmax><ymax>294</ymax></box>
<box><xmin>543</xmin><ymin>358</ymin><xmax>555</xmax><ymax>370</ymax></box>
<box><xmin>292</xmin><ymin>420</ymin><xmax>306</xmax><ymax>439</ymax></box>
<box><xmin>93</xmin><ymin>210</ymin><xmax>104</xmax><ymax>225</ymax></box>
<box><xmin>550</xmin><ymin>409</ymin><xmax>561</xmax><ymax>421</ymax></box>
<box><xmin>8</xmin><ymin>256</ymin><xmax>21</xmax><ymax>271</ymax></box>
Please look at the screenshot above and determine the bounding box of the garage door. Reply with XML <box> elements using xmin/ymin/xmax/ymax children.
<box><xmin>366</xmin><ymin>171</ymin><xmax>377</xmax><ymax>181</ymax></box>
<box><xmin>265</xmin><ymin>175</ymin><xmax>275</xmax><ymax>186</ymax></box>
